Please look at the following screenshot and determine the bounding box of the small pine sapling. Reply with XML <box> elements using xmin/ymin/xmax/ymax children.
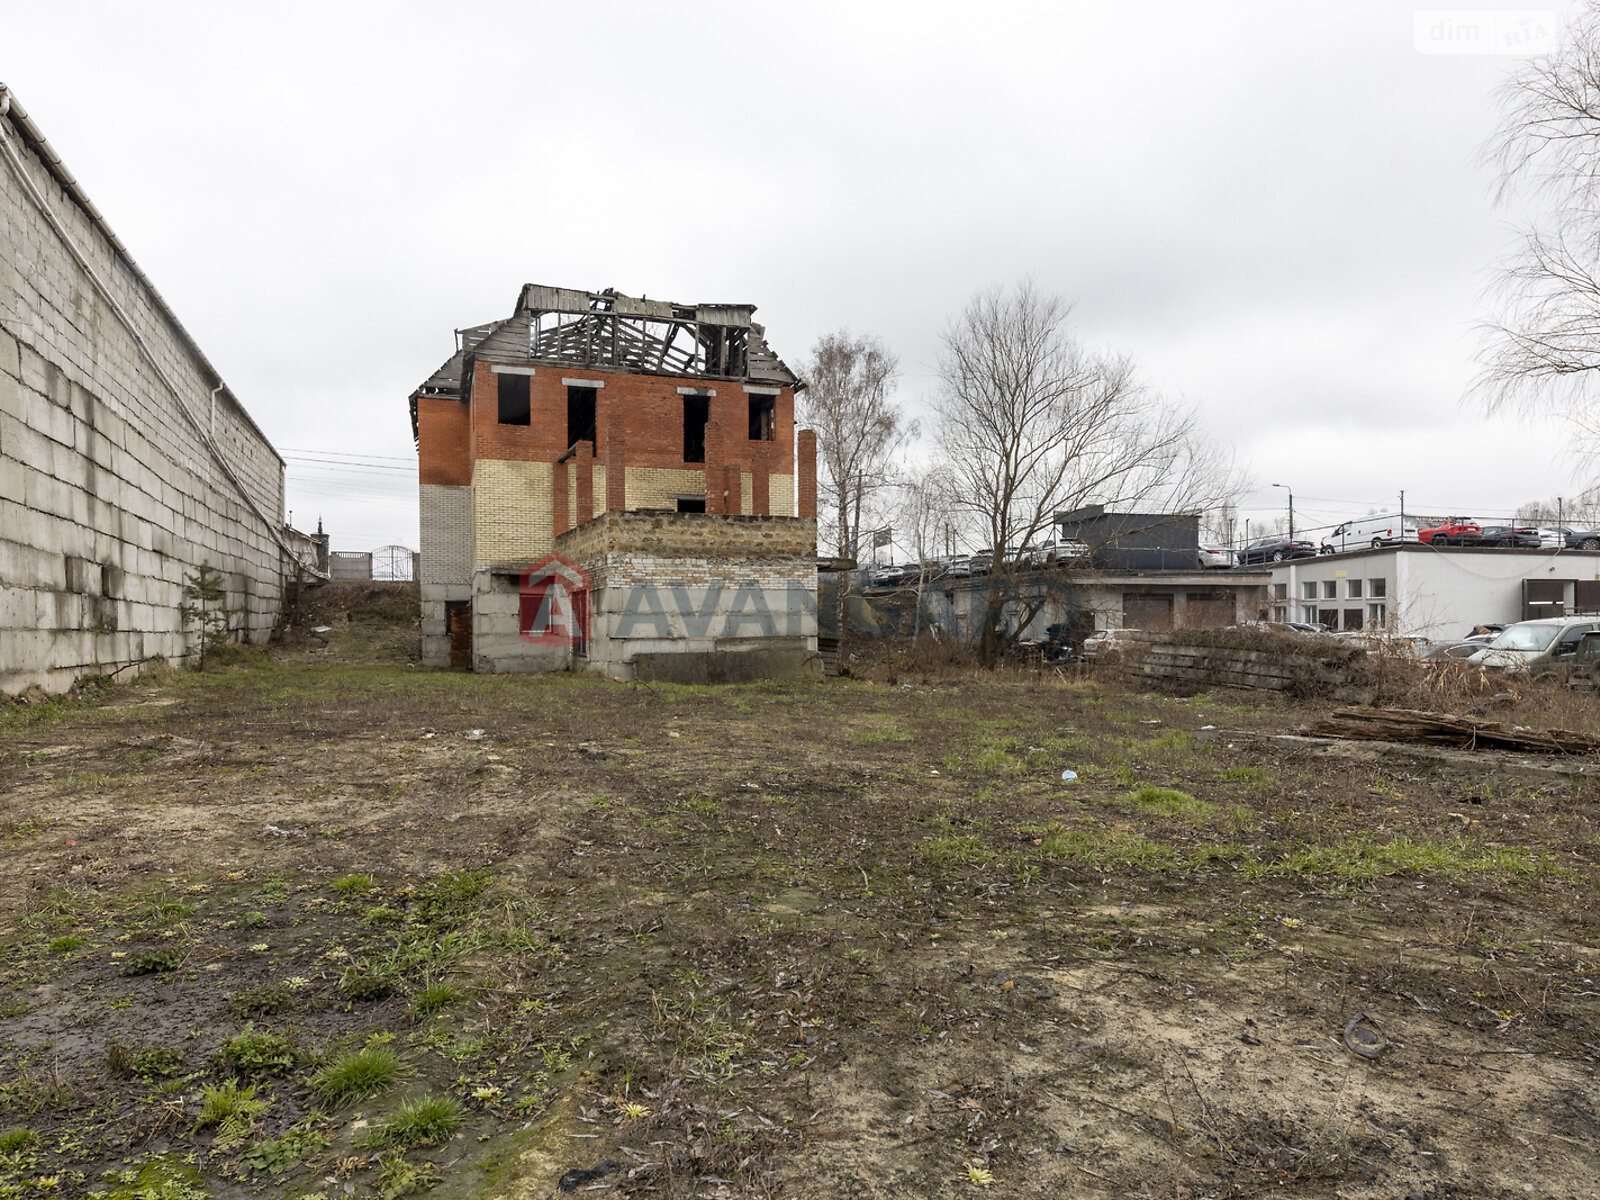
<box><xmin>179</xmin><ymin>565</ymin><xmax>242</xmax><ymax>668</ymax></box>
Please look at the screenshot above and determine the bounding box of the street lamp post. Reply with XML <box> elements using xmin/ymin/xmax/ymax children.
<box><xmin>1271</xmin><ymin>483</ymin><xmax>1294</xmax><ymax>540</ymax></box>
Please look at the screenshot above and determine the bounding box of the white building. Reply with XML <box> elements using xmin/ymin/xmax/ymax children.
<box><xmin>1266</xmin><ymin>544</ymin><xmax>1600</xmax><ymax>640</ymax></box>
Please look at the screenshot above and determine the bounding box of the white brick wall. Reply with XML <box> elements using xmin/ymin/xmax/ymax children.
<box><xmin>0</xmin><ymin>103</ymin><xmax>290</xmax><ymax>695</ymax></box>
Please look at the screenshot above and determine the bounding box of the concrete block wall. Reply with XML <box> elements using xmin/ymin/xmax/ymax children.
<box><xmin>0</xmin><ymin>103</ymin><xmax>289</xmax><ymax>695</ymax></box>
<box><xmin>470</xmin><ymin>569</ymin><xmax>572</xmax><ymax>674</ymax></box>
<box><xmin>555</xmin><ymin>511</ymin><xmax>818</xmax><ymax>682</ymax></box>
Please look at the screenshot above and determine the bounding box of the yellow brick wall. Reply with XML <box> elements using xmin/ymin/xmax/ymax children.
<box><xmin>472</xmin><ymin>458</ymin><xmax>554</xmax><ymax>564</ymax></box>
<box><xmin>627</xmin><ymin>466</ymin><xmax>706</xmax><ymax>511</ymax></box>
<box><xmin>740</xmin><ymin>472</ymin><xmax>753</xmax><ymax>515</ymax></box>
<box><xmin>768</xmin><ymin>473</ymin><xmax>796</xmax><ymax>517</ymax></box>
<box><xmin>594</xmin><ymin>464</ymin><xmax>606</xmax><ymax>512</ymax></box>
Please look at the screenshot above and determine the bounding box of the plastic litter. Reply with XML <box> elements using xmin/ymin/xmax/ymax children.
<box><xmin>465</xmin><ymin>729</ymin><xmax>487</xmax><ymax>740</ymax></box>
<box><xmin>1342</xmin><ymin>1012</ymin><xmax>1388</xmax><ymax>1059</ymax></box>
<box><xmin>1061</xmin><ymin>769</ymin><xmax>1078</xmax><ymax>782</ymax></box>
<box><xmin>311</xmin><ymin>625</ymin><xmax>332</xmax><ymax>634</ymax></box>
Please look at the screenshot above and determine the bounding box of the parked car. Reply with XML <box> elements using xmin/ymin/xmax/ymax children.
<box><xmin>1198</xmin><ymin>544</ymin><xmax>1235</xmax><ymax>568</ymax></box>
<box><xmin>967</xmin><ymin>549</ymin><xmax>992</xmax><ymax>575</ymax></box>
<box><xmin>1419</xmin><ymin>518</ymin><xmax>1481</xmax><ymax>545</ymax></box>
<box><xmin>1237</xmin><ymin>536</ymin><xmax>1318</xmax><ymax>564</ymax></box>
<box><xmin>1428</xmin><ymin>640</ymin><xmax>1492</xmax><ymax>662</ymax></box>
<box><xmin>1320</xmin><ymin>515</ymin><xmax>1420</xmax><ymax>554</ymax></box>
<box><xmin>1476</xmin><ymin>525</ymin><xmax>1543</xmax><ymax>549</ymax></box>
<box><xmin>932</xmin><ymin>554</ymin><xmax>971</xmax><ymax>578</ymax></box>
<box><xmin>1467</xmin><ymin>616</ymin><xmax>1600</xmax><ymax>675</ymax></box>
<box><xmin>1027</xmin><ymin>538</ymin><xmax>1090</xmax><ymax>566</ymax></box>
<box><xmin>866</xmin><ymin>564</ymin><xmax>907</xmax><ymax>589</ymax></box>
<box><xmin>1566</xmin><ymin>529</ymin><xmax>1600</xmax><ymax>550</ymax></box>
<box><xmin>1082</xmin><ymin>628</ymin><xmax>1137</xmax><ymax>660</ymax></box>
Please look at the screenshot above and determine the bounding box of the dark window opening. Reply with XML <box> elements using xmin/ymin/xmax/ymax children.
<box><xmin>567</xmin><ymin>386</ymin><xmax>597</xmax><ymax>448</ymax></box>
<box><xmin>683</xmin><ymin>395</ymin><xmax>710</xmax><ymax>462</ymax></box>
<box><xmin>676</xmin><ymin>497</ymin><xmax>706</xmax><ymax>514</ymax></box>
<box><xmin>748</xmin><ymin>394</ymin><xmax>775</xmax><ymax>441</ymax></box>
<box><xmin>497</xmin><ymin>373</ymin><xmax>531</xmax><ymax>426</ymax></box>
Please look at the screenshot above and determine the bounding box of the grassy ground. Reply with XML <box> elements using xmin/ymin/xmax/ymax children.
<box><xmin>1</xmin><ymin>619</ymin><xmax>1598</xmax><ymax>1198</ymax></box>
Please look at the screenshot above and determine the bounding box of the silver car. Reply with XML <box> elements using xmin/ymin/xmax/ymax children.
<box><xmin>1469</xmin><ymin>617</ymin><xmax>1600</xmax><ymax>675</ymax></box>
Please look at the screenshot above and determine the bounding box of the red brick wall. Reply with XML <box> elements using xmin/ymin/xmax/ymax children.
<box><xmin>418</xmin><ymin>397</ymin><xmax>471</xmax><ymax>486</ymax></box>
<box><xmin>466</xmin><ymin>360</ymin><xmax>795</xmax><ymax>480</ymax></box>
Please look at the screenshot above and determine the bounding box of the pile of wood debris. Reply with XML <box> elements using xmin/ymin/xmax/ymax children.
<box><xmin>1302</xmin><ymin>707</ymin><xmax>1600</xmax><ymax>756</ymax></box>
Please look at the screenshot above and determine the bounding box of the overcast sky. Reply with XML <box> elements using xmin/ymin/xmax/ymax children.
<box><xmin>5</xmin><ymin>1</ymin><xmax>1588</xmax><ymax>551</ymax></box>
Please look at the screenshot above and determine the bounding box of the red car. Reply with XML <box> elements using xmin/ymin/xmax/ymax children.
<box><xmin>1419</xmin><ymin>518</ymin><xmax>1481</xmax><ymax>545</ymax></box>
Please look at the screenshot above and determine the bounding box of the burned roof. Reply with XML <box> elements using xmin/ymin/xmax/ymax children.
<box><xmin>409</xmin><ymin>285</ymin><xmax>800</xmax><ymax>441</ymax></box>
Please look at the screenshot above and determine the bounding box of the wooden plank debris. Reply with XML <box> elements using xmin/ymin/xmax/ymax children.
<box><xmin>1302</xmin><ymin>707</ymin><xmax>1600</xmax><ymax>755</ymax></box>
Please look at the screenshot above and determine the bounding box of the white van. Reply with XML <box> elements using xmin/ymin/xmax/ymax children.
<box><xmin>1320</xmin><ymin>515</ymin><xmax>1420</xmax><ymax>554</ymax></box>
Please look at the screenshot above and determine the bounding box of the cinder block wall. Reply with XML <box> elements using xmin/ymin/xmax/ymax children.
<box><xmin>556</xmin><ymin>511</ymin><xmax>818</xmax><ymax>682</ymax></box>
<box><xmin>0</xmin><ymin>102</ymin><xmax>288</xmax><ymax>695</ymax></box>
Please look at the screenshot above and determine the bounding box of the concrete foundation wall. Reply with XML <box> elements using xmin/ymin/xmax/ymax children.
<box><xmin>470</xmin><ymin>570</ymin><xmax>571</xmax><ymax>673</ymax></box>
<box><xmin>0</xmin><ymin>101</ymin><xmax>289</xmax><ymax>695</ymax></box>
<box><xmin>420</xmin><ymin>582</ymin><xmax>470</xmax><ymax>667</ymax></box>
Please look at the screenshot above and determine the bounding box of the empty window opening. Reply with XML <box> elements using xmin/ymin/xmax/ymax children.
<box><xmin>567</xmin><ymin>386</ymin><xmax>597</xmax><ymax>449</ymax></box>
<box><xmin>749</xmin><ymin>394</ymin><xmax>775</xmax><ymax>441</ymax></box>
<box><xmin>684</xmin><ymin>395</ymin><xmax>710</xmax><ymax>463</ymax></box>
<box><xmin>676</xmin><ymin>497</ymin><xmax>706</xmax><ymax>514</ymax></box>
<box><xmin>498</xmin><ymin>373</ymin><xmax>531</xmax><ymax>426</ymax></box>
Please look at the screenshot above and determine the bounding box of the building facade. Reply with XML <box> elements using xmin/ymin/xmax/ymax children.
<box><xmin>0</xmin><ymin>84</ymin><xmax>312</xmax><ymax>696</ymax></box>
<box><xmin>1266</xmin><ymin>544</ymin><xmax>1600</xmax><ymax>639</ymax></box>
<box><xmin>411</xmin><ymin>285</ymin><xmax>819</xmax><ymax>680</ymax></box>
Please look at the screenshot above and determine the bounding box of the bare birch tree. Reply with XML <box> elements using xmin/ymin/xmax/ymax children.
<box><xmin>934</xmin><ymin>281</ymin><xmax>1235</xmax><ymax>665</ymax></box>
<box><xmin>1480</xmin><ymin>5</ymin><xmax>1600</xmax><ymax>427</ymax></box>
<box><xmin>798</xmin><ymin>332</ymin><xmax>914</xmax><ymax>561</ymax></box>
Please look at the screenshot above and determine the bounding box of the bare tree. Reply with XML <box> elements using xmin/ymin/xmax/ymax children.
<box><xmin>1480</xmin><ymin>5</ymin><xmax>1600</xmax><ymax>425</ymax></box>
<box><xmin>895</xmin><ymin>468</ymin><xmax>954</xmax><ymax>637</ymax></box>
<box><xmin>934</xmin><ymin>281</ymin><xmax>1236</xmax><ymax>665</ymax></box>
<box><xmin>798</xmin><ymin>332</ymin><xmax>914</xmax><ymax>561</ymax></box>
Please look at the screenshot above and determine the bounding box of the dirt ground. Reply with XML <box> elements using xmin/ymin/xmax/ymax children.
<box><xmin>1</xmin><ymin>584</ymin><xmax>1598</xmax><ymax>1199</ymax></box>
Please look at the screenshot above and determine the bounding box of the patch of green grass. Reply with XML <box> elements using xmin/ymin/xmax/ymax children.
<box><xmin>363</xmin><ymin>905</ymin><xmax>406</xmax><ymax>927</ymax></box>
<box><xmin>311</xmin><ymin>1045</ymin><xmax>407</xmax><ymax>1106</ymax></box>
<box><xmin>1223</xmin><ymin>766</ymin><xmax>1268</xmax><ymax>783</ymax></box>
<box><xmin>0</xmin><ymin>1126</ymin><xmax>37</xmax><ymax>1156</ymax></box>
<box><xmin>138</xmin><ymin>898</ymin><xmax>196</xmax><ymax>925</ymax></box>
<box><xmin>331</xmin><ymin>873</ymin><xmax>376</xmax><ymax>897</ymax></box>
<box><xmin>48</xmin><ymin>933</ymin><xmax>85</xmax><ymax>953</ymax></box>
<box><xmin>216</xmin><ymin>1024</ymin><xmax>300</xmax><ymax>1078</ymax></box>
<box><xmin>1035</xmin><ymin>826</ymin><xmax>1177</xmax><ymax>869</ymax></box>
<box><xmin>1241</xmin><ymin>836</ymin><xmax>1567</xmax><ymax>885</ymax></box>
<box><xmin>1148</xmin><ymin>730</ymin><xmax>1195</xmax><ymax>755</ymax></box>
<box><xmin>340</xmin><ymin>961</ymin><xmax>399</xmax><ymax>1001</ymax></box>
<box><xmin>360</xmin><ymin>1095</ymin><xmax>466</xmax><ymax>1149</ymax></box>
<box><xmin>412</xmin><ymin>870</ymin><xmax>491</xmax><ymax>923</ymax></box>
<box><xmin>1120</xmin><ymin>786</ymin><xmax>1214</xmax><ymax>819</ymax></box>
<box><xmin>916</xmin><ymin>834</ymin><xmax>999</xmax><ymax>866</ymax></box>
<box><xmin>238</xmin><ymin>910</ymin><xmax>270</xmax><ymax>929</ymax></box>
<box><xmin>849</xmin><ymin>723</ymin><xmax>911</xmax><ymax>745</ymax></box>
<box><xmin>1186</xmin><ymin>843</ymin><xmax>1257</xmax><ymax>868</ymax></box>
<box><xmin>412</xmin><ymin>982</ymin><xmax>461</xmax><ymax>1017</ymax></box>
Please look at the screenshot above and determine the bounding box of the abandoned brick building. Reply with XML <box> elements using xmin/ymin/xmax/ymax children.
<box><xmin>410</xmin><ymin>284</ymin><xmax>819</xmax><ymax>681</ymax></box>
